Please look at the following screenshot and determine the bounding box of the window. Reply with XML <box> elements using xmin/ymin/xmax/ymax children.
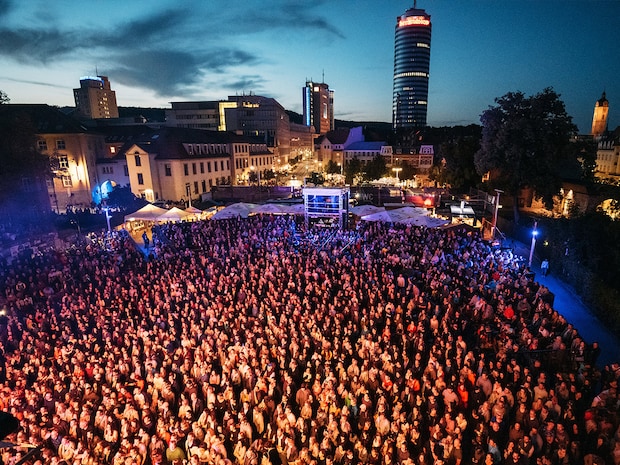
<box><xmin>56</xmin><ymin>140</ymin><xmax>66</xmax><ymax>150</ymax></box>
<box><xmin>59</xmin><ymin>155</ymin><xmax>69</xmax><ymax>169</ymax></box>
<box><xmin>214</xmin><ymin>162</ymin><xmax>218</xmax><ymax>172</ymax></box>
<box><xmin>192</xmin><ymin>163</ymin><xmax>197</xmax><ymax>175</ymax></box>
<box><xmin>207</xmin><ymin>162</ymin><xmax>212</xmax><ymax>173</ymax></box>
<box><xmin>102</xmin><ymin>166</ymin><xmax>113</xmax><ymax>174</ymax></box>
<box><xmin>38</xmin><ymin>140</ymin><xmax>47</xmax><ymax>151</ymax></box>
<box><xmin>164</xmin><ymin>164</ymin><xmax>172</xmax><ymax>176</ymax></box>
<box><xmin>110</xmin><ymin>147</ymin><xmax>116</xmax><ymax>154</ymax></box>
<box><xmin>62</xmin><ymin>175</ymin><xmax>72</xmax><ymax>187</ymax></box>
<box><xmin>134</xmin><ymin>155</ymin><xmax>141</xmax><ymax>167</ymax></box>
<box><xmin>220</xmin><ymin>161</ymin><xmax>225</xmax><ymax>171</ymax></box>
<box><xmin>137</xmin><ymin>173</ymin><xmax>144</xmax><ymax>185</ymax></box>
<box><xmin>194</xmin><ymin>181</ymin><xmax>198</xmax><ymax>194</ymax></box>
<box><xmin>124</xmin><ymin>165</ymin><xmax>129</xmax><ymax>176</ymax></box>
<box><xmin>200</xmin><ymin>162</ymin><xmax>204</xmax><ymax>174</ymax></box>
<box><xmin>185</xmin><ymin>183</ymin><xmax>191</xmax><ymax>196</ymax></box>
<box><xmin>202</xmin><ymin>180</ymin><xmax>206</xmax><ymax>193</ymax></box>
<box><xmin>184</xmin><ymin>163</ymin><xmax>189</xmax><ymax>176</ymax></box>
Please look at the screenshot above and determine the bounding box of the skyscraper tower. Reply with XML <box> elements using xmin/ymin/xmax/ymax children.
<box><xmin>392</xmin><ymin>2</ymin><xmax>431</xmax><ymax>130</ymax></box>
<box><xmin>591</xmin><ymin>91</ymin><xmax>609</xmax><ymax>137</ymax></box>
<box><xmin>73</xmin><ymin>75</ymin><xmax>119</xmax><ymax>119</ymax></box>
<box><xmin>303</xmin><ymin>80</ymin><xmax>334</xmax><ymax>135</ymax></box>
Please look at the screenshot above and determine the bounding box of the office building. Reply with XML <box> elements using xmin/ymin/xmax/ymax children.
<box><xmin>73</xmin><ymin>75</ymin><xmax>119</xmax><ymax>119</ymax></box>
<box><xmin>392</xmin><ymin>3</ymin><xmax>431</xmax><ymax>129</ymax></box>
<box><xmin>303</xmin><ymin>80</ymin><xmax>334</xmax><ymax>135</ymax></box>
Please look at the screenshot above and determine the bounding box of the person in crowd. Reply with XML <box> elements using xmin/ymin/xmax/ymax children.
<box><xmin>0</xmin><ymin>217</ymin><xmax>618</xmax><ymax>465</ymax></box>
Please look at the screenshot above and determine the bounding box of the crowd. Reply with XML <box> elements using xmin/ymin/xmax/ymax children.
<box><xmin>0</xmin><ymin>215</ymin><xmax>619</xmax><ymax>465</ymax></box>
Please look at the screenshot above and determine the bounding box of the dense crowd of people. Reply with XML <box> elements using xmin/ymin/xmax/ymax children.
<box><xmin>0</xmin><ymin>215</ymin><xmax>619</xmax><ymax>465</ymax></box>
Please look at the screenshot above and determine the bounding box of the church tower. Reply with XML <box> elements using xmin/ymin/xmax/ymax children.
<box><xmin>591</xmin><ymin>91</ymin><xmax>609</xmax><ymax>137</ymax></box>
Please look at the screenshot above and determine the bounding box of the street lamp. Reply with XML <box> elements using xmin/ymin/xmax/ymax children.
<box><xmin>492</xmin><ymin>189</ymin><xmax>504</xmax><ymax>240</ymax></box>
<box><xmin>528</xmin><ymin>221</ymin><xmax>538</xmax><ymax>268</ymax></box>
<box><xmin>392</xmin><ymin>167</ymin><xmax>402</xmax><ymax>185</ymax></box>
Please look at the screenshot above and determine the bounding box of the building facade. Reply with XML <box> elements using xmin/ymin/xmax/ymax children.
<box><xmin>595</xmin><ymin>128</ymin><xmax>620</xmax><ymax>180</ymax></box>
<box><xmin>591</xmin><ymin>91</ymin><xmax>609</xmax><ymax>137</ymax></box>
<box><xmin>122</xmin><ymin>127</ymin><xmax>273</xmax><ymax>203</ymax></box>
<box><xmin>392</xmin><ymin>4</ymin><xmax>432</xmax><ymax>129</ymax></box>
<box><xmin>165</xmin><ymin>95</ymin><xmax>291</xmax><ymax>161</ymax></box>
<box><xmin>303</xmin><ymin>81</ymin><xmax>334</xmax><ymax>135</ymax></box>
<box><xmin>73</xmin><ymin>76</ymin><xmax>119</xmax><ymax>120</ymax></box>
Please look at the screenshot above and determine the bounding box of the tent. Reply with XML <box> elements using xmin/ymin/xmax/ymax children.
<box><xmin>250</xmin><ymin>204</ymin><xmax>287</xmax><ymax>215</ymax></box>
<box><xmin>280</xmin><ymin>203</ymin><xmax>306</xmax><ymax>215</ymax></box>
<box><xmin>360</xmin><ymin>206</ymin><xmax>447</xmax><ymax>228</ymax></box>
<box><xmin>350</xmin><ymin>205</ymin><xmax>385</xmax><ymax>217</ymax></box>
<box><xmin>124</xmin><ymin>203</ymin><xmax>169</xmax><ymax>222</ymax></box>
<box><xmin>156</xmin><ymin>207</ymin><xmax>192</xmax><ymax>223</ymax></box>
<box><xmin>211</xmin><ymin>202</ymin><xmax>258</xmax><ymax>220</ymax></box>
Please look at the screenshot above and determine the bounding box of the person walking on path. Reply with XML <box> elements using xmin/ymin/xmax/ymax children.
<box><xmin>541</xmin><ymin>258</ymin><xmax>549</xmax><ymax>276</ymax></box>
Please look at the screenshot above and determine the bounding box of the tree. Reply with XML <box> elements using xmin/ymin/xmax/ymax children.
<box><xmin>436</xmin><ymin>133</ymin><xmax>481</xmax><ymax>192</ymax></box>
<box><xmin>0</xmin><ymin>104</ymin><xmax>51</xmax><ymax>225</ymax></box>
<box><xmin>364</xmin><ymin>155</ymin><xmax>387</xmax><ymax>181</ymax></box>
<box><xmin>0</xmin><ymin>90</ymin><xmax>9</xmax><ymax>104</ymax></box>
<box><xmin>325</xmin><ymin>160</ymin><xmax>340</xmax><ymax>175</ymax></box>
<box><xmin>474</xmin><ymin>88</ymin><xmax>577</xmax><ymax>223</ymax></box>
<box><xmin>345</xmin><ymin>157</ymin><xmax>362</xmax><ymax>185</ymax></box>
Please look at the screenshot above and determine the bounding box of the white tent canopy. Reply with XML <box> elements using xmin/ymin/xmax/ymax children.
<box><xmin>156</xmin><ymin>207</ymin><xmax>192</xmax><ymax>222</ymax></box>
<box><xmin>361</xmin><ymin>206</ymin><xmax>447</xmax><ymax>228</ymax></box>
<box><xmin>211</xmin><ymin>202</ymin><xmax>258</xmax><ymax>220</ymax></box>
<box><xmin>124</xmin><ymin>203</ymin><xmax>169</xmax><ymax>222</ymax></box>
<box><xmin>350</xmin><ymin>205</ymin><xmax>386</xmax><ymax>217</ymax></box>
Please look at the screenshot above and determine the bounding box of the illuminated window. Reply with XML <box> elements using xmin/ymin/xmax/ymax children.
<box><xmin>59</xmin><ymin>155</ymin><xmax>69</xmax><ymax>169</ymax></box>
<box><xmin>110</xmin><ymin>147</ymin><xmax>116</xmax><ymax>154</ymax></box>
<box><xmin>62</xmin><ymin>175</ymin><xmax>72</xmax><ymax>187</ymax></box>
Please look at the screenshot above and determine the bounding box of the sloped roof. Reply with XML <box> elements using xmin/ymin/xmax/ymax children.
<box><xmin>345</xmin><ymin>141</ymin><xmax>387</xmax><ymax>151</ymax></box>
<box><xmin>119</xmin><ymin>126</ymin><xmax>268</xmax><ymax>160</ymax></box>
<box><xmin>324</xmin><ymin>128</ymin><xmax>350</xmax><ymax>145</ymax></box>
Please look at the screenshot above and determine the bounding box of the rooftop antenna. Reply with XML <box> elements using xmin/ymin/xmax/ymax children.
<box><xmin>414</xmin><ymin>0</ymin><xmax>417</xmax><ymax>8</ymax></box>
<box><xmin>322</xmin><ymin>69</ymin><xmax>325</xmax><ymax>84</ymax></box>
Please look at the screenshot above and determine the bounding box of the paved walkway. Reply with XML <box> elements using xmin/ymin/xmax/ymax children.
<box><xmin>511</xmin><ymin>240</ymin><xmax>620</xmax><ymax>368</ymax></box>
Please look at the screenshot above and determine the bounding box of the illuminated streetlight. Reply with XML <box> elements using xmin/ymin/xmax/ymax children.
<box><xmin>528</xmin><ymin>221</ymin><xmax>538</xmax><ymax>268</ymax></box>
<box><xmin>392</xmin><ymin>167</ymin><xmax>402</xmax><ymax>185</ymax></box>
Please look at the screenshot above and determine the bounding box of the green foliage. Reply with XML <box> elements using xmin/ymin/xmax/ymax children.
<box><xmin>437</xmin><ymin>134</ymin><xmax>481</xmax><ymax>192</ymax></box>
<box><xmin>345</xmin><ymin>157</ymin><xmax>362</xmax><ymax>184</ymax></box>
<box><xmin>475</xmin><ymin>88</ymin><xmax>577</xmax><ymax>219</ymax></box>
<box><xmin>325</xmin><ymin>160</ymin><xmax>340</xmax><ymax>175</ymax></box>
<box><xmin>364</xmin><ymin>155</ymin><xmax>387</xmax><ymax>181</ymax></box>
<box><xmin>105</xmin><ymin>186</ymin><xmax>146</xmax><ymax>211</ymax></box>
<box><xmin>0</xmin><ymin>90</ymin><xmax>9</xmax><ymax>104</ymax></box>
<box><xmin>538</xmin><ymin>212</ymin><xmax>620</xmax><ymax>334</ymax></box>
<box><xmin>399</xmin><ymin>161</ymin><xmax>417</xmax><ymax>181</ymax></box>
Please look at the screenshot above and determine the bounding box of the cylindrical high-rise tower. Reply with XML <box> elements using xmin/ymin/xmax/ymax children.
<box><xmin>392</xmin><ymin>4</ymin><xmax>431</xmax><ymax>129</ymax></box>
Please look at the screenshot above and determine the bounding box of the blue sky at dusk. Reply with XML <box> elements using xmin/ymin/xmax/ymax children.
<box><xmin>0</xmin><ymin>0</ymin><xmax>618</xmax><ymax>133</ymax></box>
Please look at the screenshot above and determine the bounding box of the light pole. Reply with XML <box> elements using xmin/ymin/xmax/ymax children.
<box><xmin>392</xmin><ymin>167</ymin><xmax>402</xmax><ymax>185</ymax></box>
<box><xmin>104</xmin><ymin>207</ymin><xmax>112</xmax><ymax>234</ymax></box>
<box><xmin>528</xmin><ymin>221</ymin><xmax>538</xmax><ymax>268</ymax></box>
<box><xmin>492</xmin><ymin>189</ymin><xmax>504</xmax><ymax>240</ymax></box>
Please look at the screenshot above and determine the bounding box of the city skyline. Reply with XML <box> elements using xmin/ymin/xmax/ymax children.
<box><xmin>0</xmin><ymin>0</ymin><xmax>618</xmax><ymax>133</ymax></box>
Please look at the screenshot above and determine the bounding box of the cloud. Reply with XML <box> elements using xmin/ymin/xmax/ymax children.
<box><xmin>0</xmin><ymin>2</ymin><xmax>342</xmax><ymax>99</ymax></box>
<box><xmin>0</xmin><ymin>75</ymin><xmax>67</xmax><ymax>88</ymax></box>
<box><xmin>107</xmin><ymin>48</ymin><xmax>259</xmax><ymax>97</ymax></box>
